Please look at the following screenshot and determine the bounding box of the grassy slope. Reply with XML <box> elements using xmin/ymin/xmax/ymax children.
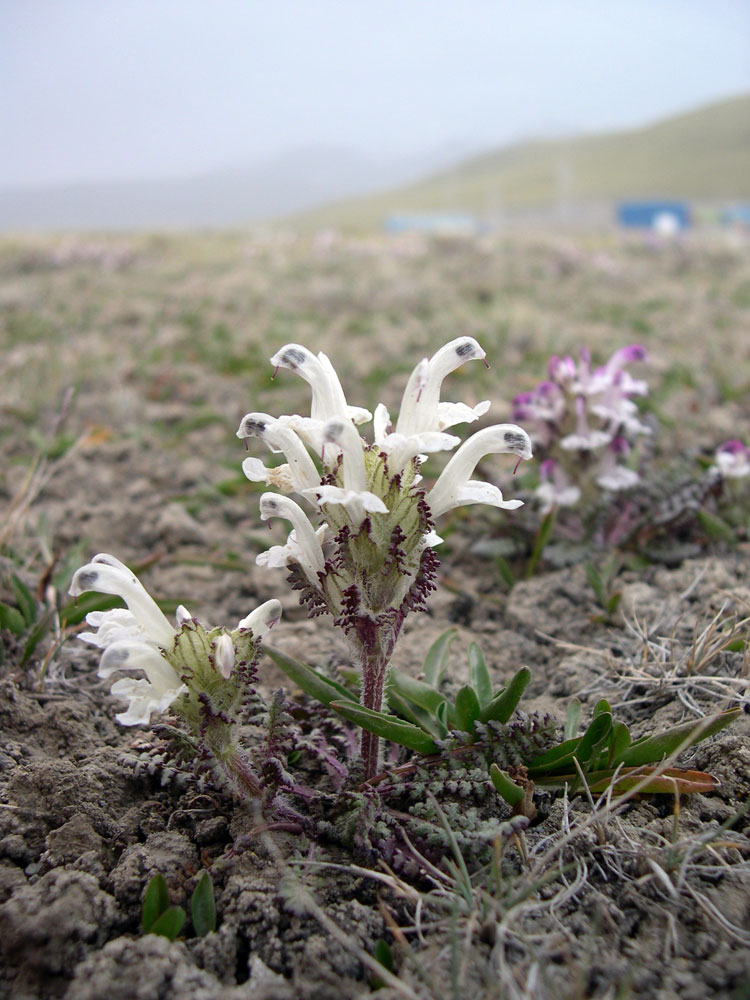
<box><xmin>295</xmin><ymin>93</ymin><xmax>750</xmax><ymax>229</ymax></box>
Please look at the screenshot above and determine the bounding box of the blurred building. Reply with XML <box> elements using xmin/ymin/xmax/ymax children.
<box><xmin>616</xmin><ymin>200</ymin><xmax>691</xmax><ymax>233</ymax></box>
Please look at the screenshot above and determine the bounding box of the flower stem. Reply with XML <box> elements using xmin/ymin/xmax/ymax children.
<box><xmin>359</xmin><ymin>645</ymin><xmax>389</xmax><ymax>781</ymax></box>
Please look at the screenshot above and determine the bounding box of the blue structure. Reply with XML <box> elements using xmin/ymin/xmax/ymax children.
<box><xmin>616</xmin><ymin>200</ymin><xmax>690</xmax><ymax>231</ymax></box>
<box><xmin>720</xmin><ymin>204</ymin><xmax>750</xmax><ymax>228</ymax></box>
<box><xmin>384</xmin><ymin>213</ymin><xmax>484</xmax><ymax>236</ymax></box>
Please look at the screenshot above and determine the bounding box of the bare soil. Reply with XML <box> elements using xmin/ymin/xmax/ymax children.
<box><xmin>0</xmin><ymin>229</ymin><xmax>749</xmax><ymax>999</ymax></box>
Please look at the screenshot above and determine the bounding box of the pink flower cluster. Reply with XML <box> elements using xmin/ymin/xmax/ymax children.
<box><xmin>511</xmin><ymin>345</ymin><xmax>651</xmax><ymax>513</ymax></box>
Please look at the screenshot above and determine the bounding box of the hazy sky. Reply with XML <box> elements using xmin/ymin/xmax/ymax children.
<box><xmin>2</xmin><ymin>0</ymin><xmax>749</xmax><ymax>187</ymax></box>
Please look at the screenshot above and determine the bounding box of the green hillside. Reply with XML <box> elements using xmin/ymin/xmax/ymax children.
<box><xmin>298</xmin><ymin>94</ymin><xmax>750</xmax><ymax>229</ymax></box>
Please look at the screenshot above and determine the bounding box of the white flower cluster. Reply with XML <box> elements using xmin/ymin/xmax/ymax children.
<box><xmin>238</xmin><ymin>338</ymin><xmax>532</xmax><ymax>633</ymax></box>
<box><xmin>69</xmin><ymin>553</ymin><xmax>281</xmax><ymax>725</ymax></box>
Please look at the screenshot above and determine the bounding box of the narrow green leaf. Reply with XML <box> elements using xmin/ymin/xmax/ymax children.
<box><xmin>437</xmin><ymin>699</ymin><xmax>456</xmax><ymax>732</ymax></box>
<box><xmin>526</xmin><ymin>508</ymin><xmax>557</xmax><ymax>578</ymax></box>
<box><xmin>618</xmin><ymin>709</ymin><xmax>740</xmax><ymax>767</ymax></box>
<box><xmin>191</xmin><ymin>872</ymin><xmax>217</xmax><ymax>937</ymax></box>
<box><xmin>60</xmin><ymin>593</ymin><xmax>123</xmax><ymax>628</ymax></box>
<box><xmin>373</xmin><ymin>939</ymin><xmax>394</xmax><ymax>972</ymax></box>
<box><xmin>585</xmin><ymin>562</ymin><xmax>605</xmax><ymax>605</ymax></box>
<box><xmin>0</xmin><ymin>603</ymin><xmax>27</xmax><ymax>635</ymax></box>
<box><xmin>593</xmin><ymin>699</ymin><xmax>611</xmax><ymax>717</ymax></box>
<box><xmin>489</xmin><ymin>763</ymin><xmax>525</xmax><ymax>806</ymax></box>
<box><xmin>142</xmin><ymin>874</ymin><xmax>169</xmax><ymax>933</ymax></box>
<box><xmin>575</xmin><ymin>712</ymin><xmax>613</xmax><ymax>767</ymax></box>
<box><xmin>10</xmin><ymin>575</ymin><xmax>37</xmax><ymax>627</ymax></box>
<box><xmin>604</xmin><ymin>720</ymin><xmax>631</xmax><ymax>768</ymax></box>
<box><xmin>606</xmin><ymin>593</ymin><xmax>622</xmax><ymax>616</ymax></box>
<box><xmin>528</xmin><ymin>735</ymin><xmax>581</xmax><ymax>770</ymax></box>
<box><xmin>478</xmin><ymin>667</ymin><xmax>531</xmax><ymax>725</ymax></box>
<box><xmin>264</xmin><ymin>645</ymin><xmax>357</xmax><ymax>707</ymax></box>
<box><xmin>149</xmin><ymin>906</ymin><xmax>186</xmax><ymax>941</ymax></box>
<box><xmin>20</xmin><ymin>608</ymin><xmax>55</xmax><ymax>667</ymax></box>
<box><xmin>386</xmin><ymin>667</ymin><xmax>446</xmax><ymax>716</ymax></box>
<box><xmin>422</xmin><ymin>628</ymin><xmax>457</xmax><ymax>686</ymax></box>
<box><xmin>468</xmin><ymin>643</ymin><xmax>493</xmax><ymax>707</ymax></box>
<box><xmin>697</xmin><ymin>509</ymin><xmax>736</xmax><ymax>543</ymax></box>
<box><xmin>330</xmin><ymin>701</ymin><xmax>437</xmax><ymax>755</ymax></box>
<box><xmin>495</xmin><ymin>554</ymin><xmax>515</xmax><ymax>589</ymax></box>
<box><xmin>454</xmin><ymin>685</ymin><xmax>481</xmax><ymax>734</ymax></box>
<box><xmin>564</xmin><ymin>699</ymin><xmax>582</xmax><ymax>740</ymax></box>
<box><xmin>386</xmin><ymin>689</ymin><xmax>446</xmax><ymax>739</ymax></box>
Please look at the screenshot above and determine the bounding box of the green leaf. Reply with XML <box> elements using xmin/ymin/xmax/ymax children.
<box><xmin>142</xmin><ymin>874</ymin><xmax>169</xmax><ymax>933</ymax></box>
<box><xmin>454</xmin><ymin>685</ymin><xmax>481</xmax><ymax>734</ymax></box>
<box><xmin>495</xmin><ymin>554</ymin><xmax>515</xmax><ymax>589</ymax></box>
<box><xmin>60</xmin><ymin>593</ymin><xmax>123</xmax><ymax>628</ymax></box>
<box><xmin>468</xmin><ymin>643</ymin><xmax>493</xmax><ymax>707</ymax></box>
<box><xmin>585</xmin><ymin>562</ymin><xmax>605</xmax><ymax>605</ymax></box>
<box><xmin>564</xmin><ymin>699</ymin><xmax>582</xmax><ymax>740</ymax></box>
<box><xmin>149</xmin><ymin>906</ymin><xmax>186</xmax><ymax>941</ymax></box>
<box><xmin>437</xmin><ymin>699</ymin><xmax>456</xmax><ymax>732</ymax></box>
<box><xmin>526</xmin><ymin>508</ymin><xmax>557</xmax><ymax>578</ymax></box>
<box><xmin>478</xmin><ymin>667</ymin><xmax>531</xmax><ymax>725</ymax></box>
<box><xmin>489</xmin><ymin>763</ymin><xmax>525</xmax><ymax>806</ymax></box>
<box><xmin>575</xmin><ymin>712</ymin><xmax>613</xmax><ymax>768</ymax></box>
<box><xmin>264</xmin><ymin>645</ymin><xmax>357</xmax><ymax>707</ymax></box>
<box><xmin>617</xmin><ymin>709</ymin><xmax>740</xmax><ymax>767</ymax></box>
<box><xmin>330</xmin><ymin>701</ymin><xmax>437</xmax><ymax>755</ymax></box>
<box><xmin>593</xmin><ymin>698</ymin><xmax>611</xmax><ymax>717</ymax></box>
<box><xmin>604</xmin><ymin>720</ymin><xmax>631</xmax><ymax>768</ymax></box>
<box><xmin>10</xmin><ymin>575</ymin><xmax>36</xmax><ymax>627</ymax></box>
<box><xmin>191</xmin><ymin>872</ymin><xmax>216</xmax><ymax>937</ymax></box>
<box><xmin>373</xmin><ymin>939</ymin><xmax>394</xmax><ymax>972</ymax></box>
<box><xmin>386</xmin><ymin>689</ymin><xmax>446</xmax><ymax>739</ymax></box>
<box><xmin>697</xmin><ymin>509</ymin><xmax>736</xmax><ymax>543</ymax></box>
<box><xmin>386</xmin><ymin>667</ymin><xmax>446</xmax><ymax>716</ymax></box>
<box><xmin>20</xmin><ymin>608</ymin><xmax>55</xmax><ymax>667</ymax></box>
<box><xmin>606</xmin><ymin>592</ymin><xmax>622</xmax><ymax>616</ymax></box>
<box><xmin>0</xmin><ymin>603</ymin><xmax>27</xmax><ymax>635</ymax></box>
<box><xmin>422</xmin><ymin>628</ymin><xmax>457</xmax><ymax>686</ymax></box>
<box><xmin>528</xmin><ymin>735</ymin><xmax>582</xmax><ymax>770</ymax></box>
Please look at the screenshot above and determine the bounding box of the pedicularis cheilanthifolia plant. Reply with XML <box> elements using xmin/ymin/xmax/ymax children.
<box><xmin>70</xmin><ymin>339</ymin><xmax>739</xmax><ymax>832</ymax></box>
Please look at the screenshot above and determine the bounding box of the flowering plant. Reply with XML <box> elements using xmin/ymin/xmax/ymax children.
<box><xmin>69</xmin><ymin>553</ymin><xmax>282</xmax><ymax>796</ymax></box>
<box><xmin>239</xmin><ymin>339</ymin><xmax>532</xmax><ymax>777</ymax></box>
<box><xmin>512</xmin><ymin>345</ymin><xmax>650</xmax><ymax>515</ymax></box>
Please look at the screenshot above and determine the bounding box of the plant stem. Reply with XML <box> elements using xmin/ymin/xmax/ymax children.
<box><xmin>359</xmin><ymin>645</ymin><xmax>389</xmax><ymax>781</ymax></box>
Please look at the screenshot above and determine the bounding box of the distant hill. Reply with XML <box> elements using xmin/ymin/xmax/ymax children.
<box><xmin>295</xmin><ymin>93</ymin><xmax>750</xmax><ymax>230</ymax></box>
<box><xmin>0</xmin><ymin>142</ymin><xmax>483</xmax><ymax>232</ymax></box>
<box><xmin>1</xmin><ymin>94</ymin><xmax>747</xmax><ymax>231</ymax></box>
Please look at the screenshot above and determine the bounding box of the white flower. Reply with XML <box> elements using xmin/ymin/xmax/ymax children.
<box><xmin>711</xmin><ymin>440</ymin><xmax>750</xmax><ymax>479</ymax></box>
<box><xmin>372</xmin><ymin>402</ymin><xmax>460</xmax><ymax>475</ymax></box>
<box><xmin>395</xmin><ymin>337</ymin><xmax>490</xmax><ymax>437</ymax></box>
<box><xmin>237</xmin><ymin>412</ymin><xmax>320</xmax><ymax>493</ymax></box>
<box><xmin>257</xmin><ymin>493</ymin><xmax>326</xmax><ymax>585</ymax></box>
<box><xmin>69</xmin><ymin>554</ymin><xmax>186</xmax><ymax>725</ymax></box>
<box><xmin>534</xmin><ymin>459</ymin><xmax>581</xmax><ymax>514</ymax></box>
<box><xmin>70</xmin><ymin>553</ymin><xmax>176</xmax><ymax>647</ymax></box>
<box><xmin>426</xmin><ymin>424</ymin><xmax>532</xmax><ymax>518</ymax></box>
<box><xmin>303</xmin><ymin>418</ymin><xmax>388</xmax><ymax>523</ymax></box>
<box><xmin>236</xmin><ymin>598</ymin><xmax>283</xmax><ymax>638</ymax></box>
<box><xmin>70</xmin><ymin>554</ymin><xmax>283</xmax><ymax>726</ymax></box>
<box><xmin>213</xmin><ymin>633</ymin><xmax>235</xmax><ymax>679</ymax></box>
<box><xmin>560</xmin><ymin>398</ymin><xmax>612</xmax><ymax>451</ymax></box>
<box><xmin>270</xmin><ymin>345</ymin><xmax>371</xmax><ymax>427</ymax></box>
<box><xmin>595</xmin><ymin>438</ymin><xmax>640</xmax><ymax>491</ymax></box>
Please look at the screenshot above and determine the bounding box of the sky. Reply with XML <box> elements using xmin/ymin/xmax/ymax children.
<box><xmin>2</xmin><ymin>0</ymin><xmax>749</xmax><ymax>188</ymax></box>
